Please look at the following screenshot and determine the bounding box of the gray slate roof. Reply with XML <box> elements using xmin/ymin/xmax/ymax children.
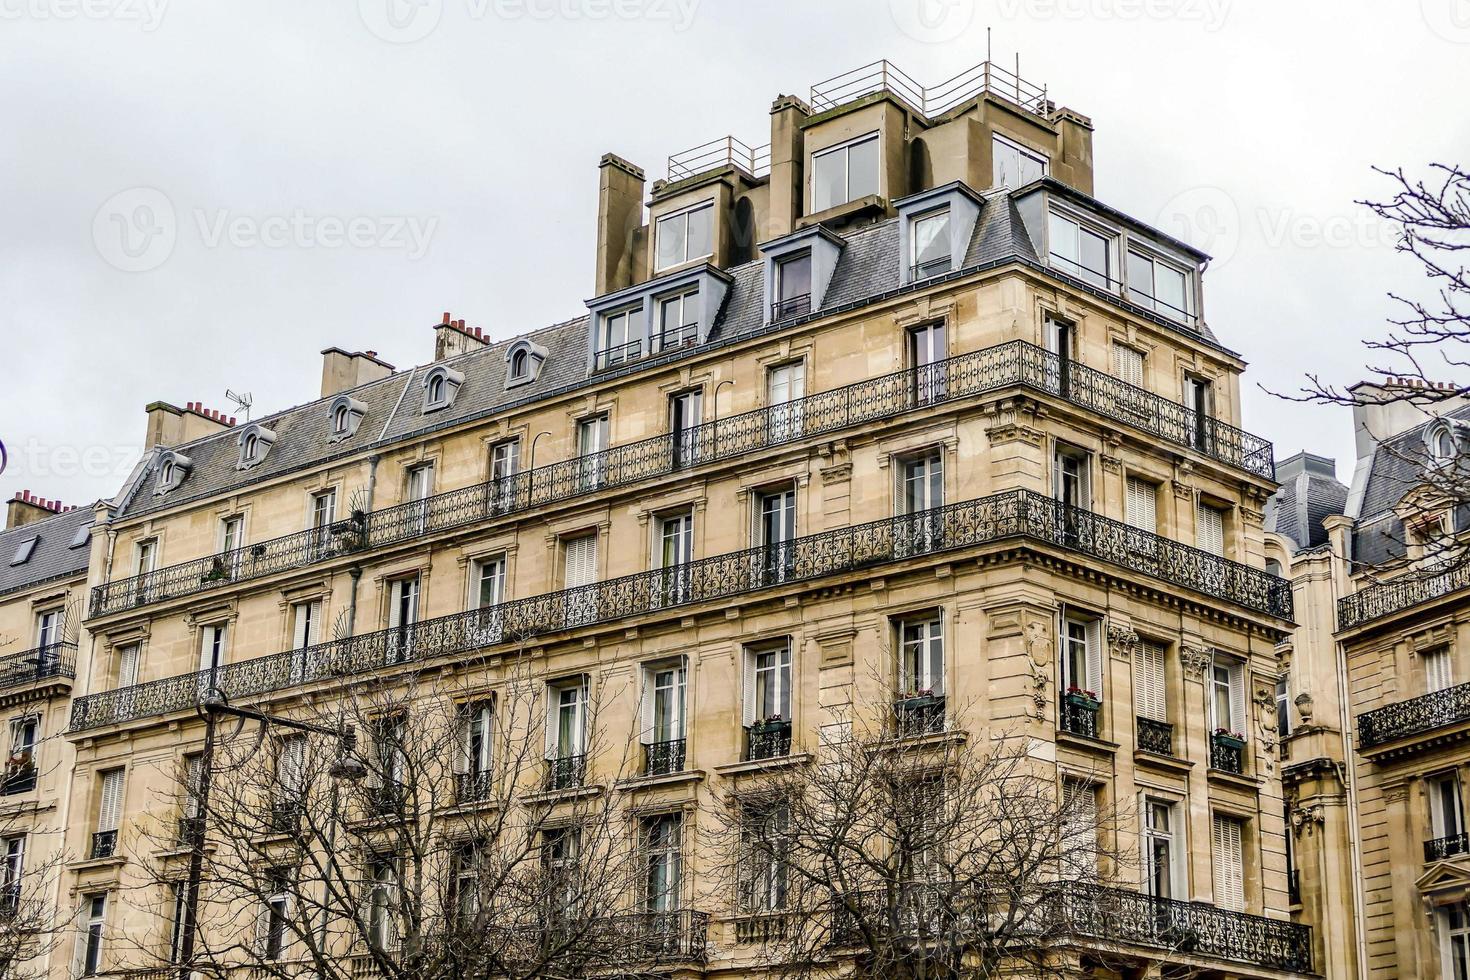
<box><xmin>0</xmin><ymin>506</ymin><xmax>93</xmax><ymax>598</ymax></box>
<box><xmin>1264</xmin><ymin>453</ymin><xmax>1347</xmax><ymax>553</ymax></box>
<box><xmin>111</xmin><ymin>187</ymin><xmax>1223</xmax><ymax>522</ymax></box>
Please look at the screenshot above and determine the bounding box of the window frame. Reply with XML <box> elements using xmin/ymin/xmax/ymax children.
<box><xmin>991</xmin><ymin>132</ymin><xmax>1048</xmax><ymax>188</ymax></box>
<box><xmin>653</xmin><ymin>200</ymin><xmax>714</xmax><ymax>272</ymax></box>
<box><xmin>810</xmin><ymin>132</ymin><xmax>880</xmax><ymax>213</ymax></box>
<box><xmin>1126</xmin><ymin>244</ymin><xmax>1195</xmax><ymax>323</ymax></box>
<box><xmin>1047</xmin><ymin>205</ymin><xmax>1118</xmax><ymax>291</ymax></box>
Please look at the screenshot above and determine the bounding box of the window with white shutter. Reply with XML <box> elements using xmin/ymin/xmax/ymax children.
<box><xmin>1211</xmin><ymin>815</ymin><xmax>1245</xmax><ymax>911</ymax></box>
<box><xmin>1133</xmin><ymin>640</ymin><xmax>1167</xmax><ymax>722</ymax></box>
<box><xmin>563</xmin><ymin>535</ymin><xmax>598</xmax><ymax>588</ymax></box>
<box><xmin>1061</xmin><ymin>778</ymin><xmax>1099</xmax><ymax>875</ymax></box>
<box><xmin>1426</xmin><ymin>647</ymin><xmax>1455</xmax><ymax>693</ymax></box>
<box><xmin>1111</xmin><ymin>343</ymin><xmax>1145</xmax><ymax>388</ymax></box>
<box><xmin>1125</xmin><ymin>477</ymin><xmax>1158</xmax><ymax>533</ymax></box>
<box><xmin>1197</xmin><ymin>502</ymin><xmax>1225</xmax><ymax>556</ymax></box>
<box><xmin>743</xmin><ymin>643</ymin><xmax>792</xmax><ymax>728</ymax></box>
<box><xmin>115</xmin><ymin>645</ymin><xmax>139</xmax><ymax>690</ymax></box>
<box><xmin>96</xmin><ymin>770</ymin><xmax>124</xmax><ymax>832</ymax></box>
<box><xmin>291</xmin><ymin>600</ymin><xmax>321</xmax><ymax>649</ymax></box>
<box><xmin>1060</xmin><ymin>610</ymin><xmax>1103</xmax><ymax>697</ymax></box>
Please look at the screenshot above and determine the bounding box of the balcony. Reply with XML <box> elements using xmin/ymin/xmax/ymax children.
<box><xmin>893</xmin><ymin>695</ymin><xmax>946</xmax><ymax>737</ymax></box>
<box><xmin>544</xmin><ymin>755</ymin><xmax>586</xmax><ymax>792</ymax></box>
<box><xmin>808</xmin><ymin>59</ymin><xmax>1050</xmax><ymax>117</ymax></box>
<box><xmin>745</xmin><ymin>721</ymin><xmax>791</xmax><ymax>761</ymax></box>
<box><xmin>90</xmin><ymin>829</ymin><xmax>118</xmax><ymax>859</ymax></box>
<box><xmin>455</xmin><ymin>771</ymin><xmax>493</xmax><ymax>805</ymax></box>
<box><xmin>176</xmin><ymin>815</ymin><xmax>205</xmax><ymax>849</ymax></box>
<box><xmin>770</xmin><ymin>294</ymin><xmax>811</xmax><ymax>321</ymax></box>
<box><xmin>1060</xmin><ymin>692</ymin><xmax>1101</xmax><ymax>740</ymax></box>
<box><xmin>1339</xmin><ymin>562</ymin><xmax>1470</xmax><ymax>630</ymax></box>
<box><xmin>89</xmin><ymin>341</ymin><xmax>1276</xmax><ymax>620</ymax></box>
<box><xmin>666</xmin><ymin>135</ymin><xmax>770</xmax><ymax>181</ymax></box>
<box><xmin>0</xmin><ymin>641</ymin><xmax>77</xmax><ymax>691</ymax></box>
<box><xmin>909</xmin><ymin>256</ymin><xmax>953</xmax><ymax>282</ymax></box>
<box><xmin>643</xmin><ymin>738</ymin><xmax>686</xmax><ymax>777</ymax></box>
<box><xmin>1</xmin><ymin>761</ymin><xmax>35</xmax><ymax>796</ymax></box>
<box><xmin>1209</xmin><ymin>732</ymin><xmax>1246</xmax><ymax>774</ymax></box>
<box><xmin>1136</xmin><ymin>717</ymin><xmax>1174</xmax><ymax>757</ymax></box>
<box><xmin>591</xmin><ymin>910</ymin><xmax>708</xmax><ymax>964</ymax></box>
<box><xmin>1357</xmin><ymin>682</ymin><xmax>1470</xmax><ymax>750</ymax></box>
<box><xmin>592</xmin><ymin>338</ymin><xmax>643</xmax><ymax>372</ymax></box>
<box><xmin>1426</xmin><ymin>832</ymin><xmax>1470</xmax><ymax>862</ymax></box>
<box><xmin>72</xmin><ymin>491</ymin><xmax>1290</xmax><ymax>734</ymax></box>
<box><xmin>1062</xmin><ymin>883</ymin><xmax>1312</xmax><ymax>973</ymax></box>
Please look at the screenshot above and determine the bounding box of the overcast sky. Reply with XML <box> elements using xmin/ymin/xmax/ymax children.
<box><xmin>2</xmin><ymin>0</ymin><xmax>1466</xmax><ymax>507</ymax></box>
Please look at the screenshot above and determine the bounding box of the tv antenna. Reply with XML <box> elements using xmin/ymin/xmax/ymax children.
<box><xmin>225</xmin><ymin>389</ymin><xmax>253</xmax><ymax>421</ymax></box>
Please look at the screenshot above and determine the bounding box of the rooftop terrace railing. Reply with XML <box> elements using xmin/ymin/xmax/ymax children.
<box><xmin>666</xmin><ymin>136</ymin><xmax>771</xmax><ymax>181</ymax></box>
<box><xmin>1338</xmin><ymin>560</ymin><xmax>1470</xmax><ymax>630</ymax></box>
<box><xmin>809</xmin><ymin>59</ymin><xmax>1050</xmax><ymax>117</ymax></box>
<box><xmin>89</xmin><ymin>341</ymin><xmax>1277</xmax><ymax>619</ymax></box>
<box><xmin>71</xmin><ymin>490</ymin><xmax>1288</xmax><ymax>733</ymax></box>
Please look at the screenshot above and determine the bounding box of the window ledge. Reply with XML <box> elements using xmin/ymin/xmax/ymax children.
<box><xmin>522</xmin><ymin>784</ymin><xmax>604</xmax><ymax>806</ymax></box>
<box><xmin>616</xmin><ymin>769</ymin><xmax>705</xmax><ymax>792</ymax></box>
<box><xmin>1133</xmin><ymin>750</ymin><xmax>1194</xmax><ymax>774</ymax></box>
<box><xmin>797</xmin><ymin>194</ymin><xmax>887</xmax><ymax>230</ymax></box>
<box><xmin>1206</xmin><ymin>767</ymin><xmax>1261</xmax><ymax>790</ymax></box>
<box><xmin>713</xmin><ymin>753</ymin><xmax>812</xmax><ymax>778</ymax></box>
<box><xmin>68</xmin><ymin>855</ymin><xmax>126</xmax><ymax>873</ymax></box>
<box><xmin>1057</xmin><ymin>731</ymin><xmax>1118</xmax><ymax>756</ymax></box>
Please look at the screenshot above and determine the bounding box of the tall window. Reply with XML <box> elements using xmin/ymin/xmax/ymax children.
<box><xmin>908</xmin><ymin>321</ymin><xmax>947</xmax><ymax>405</ymax></box>
<box><xmin>198</xmin><ymin>624</ymin><xmax>227</xmax><ymax>699</ymax></box>
<box><xmin>1061</xmin><ymin>778</ymin><xmax>1100</xmax><ymax>875</ymax></box>
<box><xmin>812</xmin><ymin>133</ymin><xmax>879</xmax><ymax>212</ymax></box>
<box><xmin>642</xmin><ymin>661</ymin><xmax>687</xmax><ymax>775</ymax></box>
<box><xmin>1111</xmin><ymin>342</ymin><xmax>1145</xmax><ymax>388</ymax></box>
<box><xmin>1211</xmin><ymin>815</ymin><xmax>1246</xmax><ymax>911</ymax></box>
<box><xmin>1125</xmin><ymin>477</ymin><xmax>1158</xmax><ymax>533</ymax></box>
<box><xmin>1048</xmin><ymin>210</ymin><xmax>1113</xmax><ymax>289</ymax></box>
<box><xmin>1431</xmin><ymin>771</ymin><xmax>1465</xmax><ymax>845</ymax></box>
<box><xmin>766</xmin><ymin>361</ymin><xmax>806</xmax><ymax>442</ymax></box>
<box><xmin>669</xmin><ymin>390</ymin><xmax>702</xmax><ymax>468</ymax></box>
<box><xmin>1197</xmin><ymin>501</ymin><xmax>1226</xmax><ymax>556</ymax></box>
<box><xmin>901</xmin><ymin>450</ymin><xmax>944</xmax><ymax>514</ymax></box>
<box><xmin>897</xmin><ymin>614</ymin><xmax>944</xmax><ymax>699</ymax></box>
<box><xmin>168</xmin><ymin>882</ymin><xmax>190</xmax><ymax>964</ymax></box>
<box><xmin>1441</xmin><ymin>902</ymin><xmax>1470</xmax><ymax>980</ymax></box>
<box><xmin>549</xmin><ymin>681</ymin><xmax>586</xmax><ymax>763</ymax></box>
<box><xmin>543</xmin><ymin>828</ymin><xmax>580</xmax><ymax>920</ymax></box>
<box><xmin>576</xmin><ymin>415</ymin><xmax>609</xmax><ymax>491</ymax></box>
<box><xmin>134</xmin><ymin>538</ymin><xmax>156</xmax><ymax>581</ymax></box>
<box><xmin>94</xmin><ymin>769</ymin><xmax>123</xmax><ymax>856</ymax></box>
<box><xmin>115</xmin><ymin>643</ymin><xmax>140</xmax><ymax>690</ymax></box>
<box><xmin>310</xmin><ymin>489</ymin><xmax>337</xmax><ymax>556</ymax></box>
<box><xmin>1275</xmin><ymin>676</ymin><xmax>1291</xmax><ymax>737</ymax></box>
<box><xmin>598</xmin><ymin>307</ymin><xmax>641</xmax><ymax>367</ymax></box>
<box><xmin>656</xmin><ymin>512</ymin><xmax>693</xmax><ymax>607</ymax></box>
<box><xmin>274</xmin><ymin>736</ymin><xmax>306</xmax><ymax>819</ymax></box>
<box><xmin>1426</xmin><ymin>646</ymin><xmax>1454</xmax><ymax>693</ymax></box>
<box><xmin>291</xmin><ymin>600</ymin><xmax>321</xmax><ymax>650</ymax></box>
<box><xmin>1054</xmin><ymin>445</ymin><xmax>1091</xmax><ymax>510</ymax></box>
<box><xmin>1143</xmin><ymin>799</ymin><xmax>1177</xmax><ymax>899</ymax></box>
<box><xmin>80</xmin><ymin>893</ymin><xmax>107</xmax><ymax>976</ymax></box>
<box><xmin>1185</xmin><ymin>376</ymin><xmax>1214</xmax><ymax>451</ymax></box>
<box><xmin>756</xmin><ymin>487</ymin><xmax>797</xmax><ymax>585</ymax></box>
<box><xmin>453</xmin><ymin>841</ymin><xmax>484</xmax><ymax>925</ymax></box>
<box><xmin>1</xmin><ymin>836</ymin><xmax>23</xmax><ymax>914</ymax></box>
<box><xmin>1134</xmin><ymin>639</ymin><xmax>1168</xmax><ymax>727</ymax></box>
<box><xmin>1127</xmin><ymin>249</ymin><xmax>1191</xmax><ymax>322</ymax></box>
<box><xmin>489</xmin><ymin>438</ymin><xmax>521</xmax><ymax>513</ymax></box>
<box><xmin>260</xmin><ymin>871</ymin><xmax>290</xmax><ymax>959</ymax></box>
<box><xmin>473</xmin><ymin>555</ymin><xmax>506</xmax><ymax>609</ymax></box>
<box><xmin>456</xmin><ymin>702</ymin><xmax>494</xmax><ymax>801</ymax></box>
<box><xmin>654</xmin><ymin>202</ymin><xmax>712</xmax><ymax>271</ymax></box>
<box><xmin>744</xmin><ymin>643</ymin><xmax>791</xmax><ymax>727</ymax></box>
<box><xmin>641</xmin><ymin>814</ymin><xmax>683</xmax><ymax>913</ymax></box>
<box><xmin>562</xmin><ymin>534</ymin><xmax>599</xmax><ymax>628</ymax></box>
<box><xmin>367</xmin><ymin>857</ymin><xmax>399</xmax><ymax>949</ymax></box>
<box><xmin>387</xmin><ymin>576</ymin><xmax>419</xmax><ymax>662</ymax></box>
<box><xmin>1045</xmin><ymin>315</ymin><xmax>1076</xmax><ymax>397</ymax></box>
<box><xmin>218</xmin><ymin>515</ymin><xmax>244</xmax><ymax>577</ymax></box>
<box><xmin>1211</xmin><ymin>658</ymin><xmax>1246</xmax><ymax>735</ymax></box>
<box><xmin>1060</xmin><ymin>611</ymin><xmax>1102</xmax><ymax>698</ymax></box>
<box><xmin>739</xmin><ymin>803</ymin><xmax>789</xmax><ymax>912</ymax></box>
<box><xmin>991</xmin><ymin>134</ymin><xmax>1047</xmax><ymax>188</ymax></box>
<box><xmin>5</xmin><ymin>715</ymin><xmax>38</xmax><ymax>793</ymax></box>
<box><xmin>910</xmin><ymin>207</ymin><xmax>952</xmax><ymax>279</ymax></box>
<box><xmin>773</xmin><ymin>254</ymin><xmax>812</xmax><ymax>319</ymax></box>
<box><xmin>658</xmin><ymin>289</ymin><xmax>700</xmax><ymax>349</ymax></box>
<box><xmin>407</xmin><ymin>463</ymin><xmax>435</xmax><ymax>533</ymax></box>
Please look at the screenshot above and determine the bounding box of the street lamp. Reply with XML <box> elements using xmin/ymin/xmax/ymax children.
<box><xmin>177</xmin><ymin>688</ymin><xmax>365</xmax><ymax>980</ymax></box>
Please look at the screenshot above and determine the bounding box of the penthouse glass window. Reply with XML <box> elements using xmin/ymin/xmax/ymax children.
<box><xmin>1127</xmin><ymin>248</ymin><xmax>1193</xmax><ymax>323</ymax></box>
<box><xmin>654</xmin><ymin>202</ymin><xmax>713</xmax><ymax>271</ymax></box>
<box><xmin>1049</xmin><ymin>210</ymin><xmax>1114</xmax><ymax>290</ymax></box>
<box><xmin>991</xmin><ymin>133</ymin><xmax>1047</xmax><ymax>188</ymax></box>
<box><xmin>812</xmin><ymin>133</ymin><xmax>879</xmax><ymax>212</ymax></box>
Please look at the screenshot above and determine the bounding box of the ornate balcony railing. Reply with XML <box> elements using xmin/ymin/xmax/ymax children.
<box><xmin>1062</xmin><ymin>883</ymin><xmax>1312</xmax><ymax>972</ymax></box>
<box><xmin>455</xmin><ymin>772</ymin><xmax>493</xmax><ymax>805</ymax></box>
<box><xmin>544</xmin><ymin>755</ymin><xmax>586</xmax><ymax>792</ymax></box>
<box><xmin>643</xmin><ymin>738</ymin><xmax>686</xmax><ymax>777</ymax></box>
<box><xmin>1358</xmin><ymin>681</ymin><xmax>1470</xmax><ymax>750</ymax></box>
<box><xmin>72</xmin><ymin>491</ymin><xmax>1289</xmax><ymax>733</ymax></box>
<box><xmin>0</xmin><ymin>641</ymin><xmax>76</xmax><ymax>691</ymax></box>
<box><xmin>90</xmin><ymin>830</ymin><xmax>118</xmax><ymax>859</ymax></box>
<box><xmin>1060</xmin><ymin>695</ymin><xmax>1101</xmax><ymax>740</ymax></box>
<box><xmin>893</xmin><ymin>695</ymin><xmax>946</xmax><ymax>737</ymax></box>
<box><xmin>1339</xmin><ymin>561</ymin><xmax>1470</xmax><ymax>629</ymax></box>
<box><xmin>591</xmin><ymin>910</ymin><xmax>708</xmax><ymax>964</ymax></box>
<box><xmin>90</xmin><ymin>341</ymin><xmax>1276</xmax><ymax>619</ymax></box>
<box><xmin>745</xmin><ymin>722</ymin><xmax>792</xmax><ymax>761</ymax></box>
<box><xmin>1425</xmin><ymin>832</ymin><xmax>1470</xmax><ymax>862</ymax></box>
<box><xmin>1136</xmin><ymin>717</ymin><xmax>1174</xmax><ymax>756</ymax></box>
<box><xmin>1209</xmin><ymin>732</ymin><xmax>1245</xmax><ymax>774</ymax></box>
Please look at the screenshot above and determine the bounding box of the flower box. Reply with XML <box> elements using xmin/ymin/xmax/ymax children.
<box><xmin>1212</xmin><ymin>731</ymin><xmax>1247</xmax><ymax>750</ymax></box>
<box><xmin>1064</xmin><ymin>689</ymin><xmax>1101</xmax><ymax>709</ymax></box>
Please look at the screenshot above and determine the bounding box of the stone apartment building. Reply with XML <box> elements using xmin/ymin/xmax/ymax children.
<box><xmin>23</xmin><ymin>59</ymin><xmax>1315</xmax><ymax>980</ymax></box>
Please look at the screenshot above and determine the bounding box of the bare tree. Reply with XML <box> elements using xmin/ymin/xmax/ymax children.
<box><xmin>706</xmin><ymin>696</ymin><xmax>1130</xmax><ymax>980</ymax></box>
<box><xmin>0</xmin><ymin>729</ymin><xmax>70</xmax><ymax>980</ymax></box>
<box><xmin>124</xmin><ymin>653</ymin><xmax>680</xmax><ymax>980</ymax></box>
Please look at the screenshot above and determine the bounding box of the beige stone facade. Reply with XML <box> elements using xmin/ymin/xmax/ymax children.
<box><xmin>16</xmin><ymin>59</ymin><xmax>1314</xmax><ymax>980</ymax></box>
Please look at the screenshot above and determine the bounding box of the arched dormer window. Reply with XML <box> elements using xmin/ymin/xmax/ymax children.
<box><xmin>236</xmin><ymin>423</ymin><xmax>278</xmax><ymax>470</ymax></box>
<box><xmin>422</xmin><ymin>366</ymin><xmax>465</xmax><ymax>412</ymax></box>
<box><xmin>154</xmin><ymin>450</ymin><xmax>192</xmax><ymax>495</ymax></box>
<box><xmin>503</xmin><ymin>339</ymin><xmax>548</xmax><ymax>390</ymax></box>
<box><xmin>327</xmin><ymin>395</ymin><xmax>367</xmax><ymax>443</ymax></box>
<box><xmin>1426</xmin><ymin>421</ymin><xmax>1462</xmax><ymax>469</ymax></box>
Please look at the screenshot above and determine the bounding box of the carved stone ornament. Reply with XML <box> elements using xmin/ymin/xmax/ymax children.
<box><xmin>1179</xmin><ymin>644</ymin><xmax>1213</xmax><ymax>679</ymax></box>
<box><xmin>1253</xmin><ymin>683</ymin><xmax>1278</xmax><ymax>773</ymax></box>
<box><xmin>1290</xmin><ymin>802</ymin><xmax>1325</xmax><ymax>838</ymax></box>
<box><xmin>1023</xmin><ymin>620</ymin><xmax>1053</xmax><ymax>723</ymax></box>
<box><xmin>1107</xmin><ymin>625</ymin><xmax>1138</xmax><ymax>661</ymax></box>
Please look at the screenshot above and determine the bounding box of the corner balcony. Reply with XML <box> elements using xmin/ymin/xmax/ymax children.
<box><xmin>1062</xmin><ymin>883</ymin><xmax>1312</xmax><ymax>973</ymax></box>
<box><xmin>1339</xmin><ymin>562</ymin><xmax>1470</xmax><ymax>630</ymax></box>
<box><xmin>1357</xmin><ymin>681</ymin><xmax>1470</xmax><ymax>751</ymax></box>
<box><xmin>71</xmin><ymin>491</ymin><xmax>1289</xmax><ymax>734</ymax></box>
<box><xmin>0</xmin><ymin>641</ymin><xmax>76</xmax><ymax>692</ymax></box>
<box><xmin>88</xmin><ymin>340</ymin><xmax>1276</xmax><ymax>620</ymax></box>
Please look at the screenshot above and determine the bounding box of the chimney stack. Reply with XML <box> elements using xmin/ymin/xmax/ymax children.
<box><xmin>1349</xmin><ymin>378</ymin><xmax>1470</xmax><ymax>458</ymax></box>
<box><xmin>321</xmin><ymin>348</ymin><xmax>395</xmax><ymax>398</ymax></box>
<box><xmin>434</xmin><ymin>312</ymin><xmax>491</xmax><ymax>360</ymax></box>
<box><xmin>7</xmin><ymin>490</ymin><xmax>66</xmax><ymax>530</ymax></box>
<box><xmin>767</xmin><ymin>95</ymin><xmax>811</xmax><ymax>239</ymax></box>
<box><xmin>144</xmin><ymin>401</ymin><xmax>236</xmax><ymax>450</ymax></box>
<box><xmin>594</xmin><ymin>153</ymin><xmax>646</xmax><ymax>295</ymax></box>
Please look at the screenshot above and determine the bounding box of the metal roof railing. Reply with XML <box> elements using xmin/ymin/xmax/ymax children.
<box><xmin>808</xmin><ymin>59</ymin><xmax>1050</xmax><ymax>118</ymax></box>
<box><xmin>665</xmin><ymin>137</ymin><xmax>771</xmax><ymax>181</ymax></box>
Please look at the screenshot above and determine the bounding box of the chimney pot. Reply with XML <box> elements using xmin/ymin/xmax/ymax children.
<box><xmin>442</xmin><ymin>311</ymin><xmax>451</xmax><ymax>324</ymax></box>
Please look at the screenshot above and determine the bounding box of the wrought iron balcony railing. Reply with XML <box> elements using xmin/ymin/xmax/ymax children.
<box><xmin>910</xmin><ymin>256</ymin><xmax>953</xmax><ymax>281</ymax></box>
<box><xmin>544</xmin><ymin>755</ymin><xmax>586</xmax><ymax>792</ymax></box>
<box><xmin>1425</xmin><ymin>832</ymin><xmax>1470</xmax><ymax>862</ymax></box>
<box><xmin>1060</xmin><ymin>693</ymin><xmax>1101</xmax><ymax>739</ymax></box>
<box><xmin>642</xmin><ymin>738</ymin><xmax>686</xmax><ymax>777</ymax></box>
<box><xmin>1062</xmin><ymin>883</ymin><xmax>1312</xmax><ymax>973</ymax></box>
<box><xmin>771</xmin><ymin>294</ymin><xmax>811</xmax><ymax>321</ymax></box>
<box><xmin>455</xmin><ymin>771</ymin><xmax>493</xmax><ymax>805</ymax></box>
<box><xmin>1358</xmin><ymin>681</ymin><xmax>1470</xmax><ymax>750</ymax></box>
<box><xmin>1339</xmin><ymin>561</ymin><xmax>1470</xmax><ymax>629</ymax></box>
<box><xmin>0</xmin><ymin>641</ymin><xmax>76</xmax><ymax>691</ymax></box>
<box><xmin>1136</xmin><ymin>717</ymin><xmax>1174</xmax><ymax>756</ymax></box>
<box><xmin>592</xmin><ymin>338</ymin><xmax>643</xmax><ymax>372</ymax></box>
<box><xmin>745</xmin><ymin>722</ymin><xmax>792</xmax><ymax>761</ymax></box>
<box><xmin>176</xmin><ymin>815</ymin><xmax>205</xmax><ymax>849</ymax></box>
<box><xmin>1209</xmin><ymin>732</ymin><xmax>1245</xmax><ymax>774</ymax></box>
<box><xmin>591</xmin><ymin>910</ymin><xmax>708</xmax><ymax>964</ymax></box>
<box><xmin>1</xmin><ymin>763</ymin><xmax>35</xmax><ymax>796</ymax></box>
<box><xmin>71</xmin><ymin>491</ymin><xmax>1290</xmax><ymax>734</ymax></box>
<box><xmin>90</xmin><ymin>830</ymin><xmax>118</xmax><ymax>859</ymax></box>
<box><xmin>893</xmin><ymin>695</ymin><xmax>946</xmax><ymax>737</ymax></box>
<box><xmin>89</xmin><ymin>340</ymin><xmax>1276</xmax><ymax>619</ymax></box>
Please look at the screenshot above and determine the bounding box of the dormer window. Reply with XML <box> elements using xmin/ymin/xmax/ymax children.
<box><xmin>773</xmin><ymin>254</ymin><xmax>812</xmax><ymax>320</ymax></box>
<box><xmin>812</xmin><ymin>133</ymin><xmax>879</xmax><ymax>212</ymax></box>
<box><xmin>1428</xmin><ymin>422</ymin><xmax>1460</xmax><ymax>468</ymax></box>
<box><xmin>910</xmin><ymin>207</ymin><xmax>952</xmax><ymax>280</ymax></box>
<box><xmin>991</xmin><ymin>134</ymin><xmax>1048</xmax><ymax>189</ymax></box>
<box><xmin>504</xmin><ymin>339</ymin><xmax>548</xmax><ymax>389</ymax></box>
<box><xmin>1048</xmin><ymin>209</ymin><xmax>1115</xmax><ymax>291</ymax></box>
<box><xmin>154</xmin><ymin>450</ymin><xmax>192</xmax><ymax>494</ymax></box>
<box><xmin>422</xmin><ymin>366</ymin><xmax>464</xmax><ymax>412</ymax></box>
<box><xmin>656</xmin><ymin>289</ymin><xmax>699</xmax><ymax>352</ymax></box>
<box><xmin>654</xmin><ymin>201</ymin><xmax>713</xmax><ymax>272</ymax></box>
<box><xmin>596</xmin><ymin>305</ymin><xmax>643</xmax><ymax>371</ymax></box>
<box><xmin>327</xmin><ymin>395</ymin><xmax>367</xmax><ymax>443</ymax></box>
<box><xmin>236</xmin><ymin>424</ymin><xmax>278</xmax><ymax>470</ymax></box>
<box><xmin>1127</xmin><ymin>248</ymin><xmax>1193</xmax><ymax>323</ymax></box>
